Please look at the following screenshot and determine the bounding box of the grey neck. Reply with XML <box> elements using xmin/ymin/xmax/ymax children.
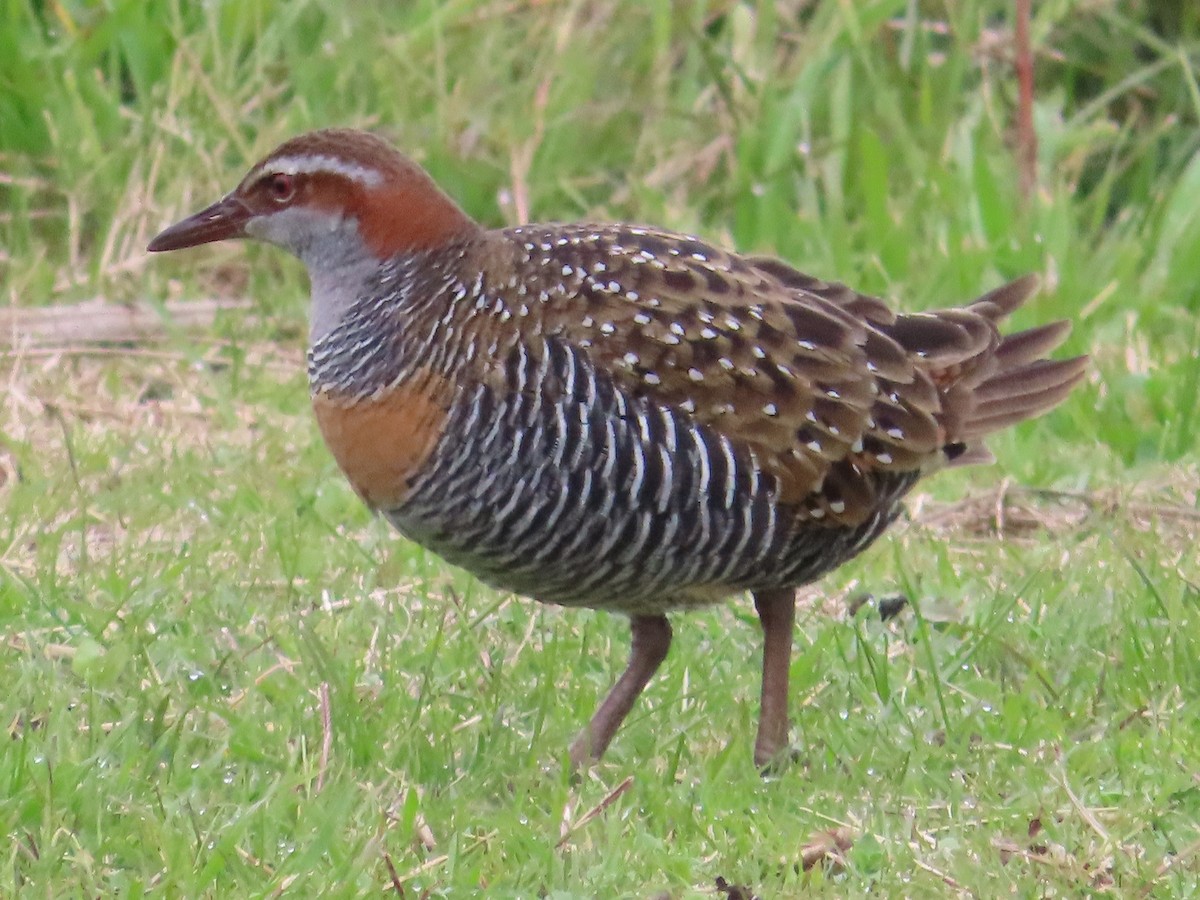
<box><xmin>307</xmin><ymin>249</ymin><xmax>382</xmax><ymax>347</ymax></box>
<box><xmin>244</xmin><ymin>206</ymin><xmax>380</xmax><ymax>347</ymax></box>
<box><xmin>296</xmin><ymin>213</ymin><xmax>385</xmax><ymax>347</ymax></box>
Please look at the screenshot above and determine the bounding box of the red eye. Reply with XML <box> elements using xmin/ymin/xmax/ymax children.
<box><xmin>266</xmin><ymin>173</ymin><xmax>295</xmax><ymax>203</ymax></box>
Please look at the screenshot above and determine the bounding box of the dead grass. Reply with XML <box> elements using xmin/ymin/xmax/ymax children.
<box><xmin>911</xmin><ymin>476</ymin><xmax>1200</xmax><ymax>545</ymax></box>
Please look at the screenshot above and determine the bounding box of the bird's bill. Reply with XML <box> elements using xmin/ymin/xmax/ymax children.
<box><xmin>147</xmin><ymin>194</ymin><xmax>252</xmax><ymax>252</ymax></box>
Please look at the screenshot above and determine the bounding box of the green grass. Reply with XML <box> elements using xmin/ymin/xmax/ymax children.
<box><xmin>2</xmin><ymin>0</ymin><xmax>1199</xmax><ymax>895</ymax></box>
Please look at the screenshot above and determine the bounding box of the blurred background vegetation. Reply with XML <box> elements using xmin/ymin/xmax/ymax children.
<box><xmin>3</xmin><ymin>0</ymin><xmax>1199</xmax><ymax>463</ymax></box>
<box><xmin>1</xmin><ymin>1</ymin><xmax>1198</xmax><ymax>896</ymax></box>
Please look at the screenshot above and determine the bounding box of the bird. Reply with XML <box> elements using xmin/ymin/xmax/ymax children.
<box><xmin>148</xmin><ymin>128</ymin><xmax>1087</xmax><ymax>769</ymax></box>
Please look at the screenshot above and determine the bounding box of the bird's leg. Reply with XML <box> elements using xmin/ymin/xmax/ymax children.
<box><xmin>753</xmin><ymin>588</ymin><xmax>796</xmax><ymax>769</ymax></box>
<box><xmin>569</xmin><ymin>614</ymin><xmax>672</xmax><ymax>767</ymax></box>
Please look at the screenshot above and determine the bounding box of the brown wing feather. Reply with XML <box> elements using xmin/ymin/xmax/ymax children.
<box><xmin>496</xmin><ymin>225</ymin><xmax>884</xmax><ymax>504</ymax></box>
<box><xmin>485</xmin><ymin>225</ymin><xmax>1083</xmax><ymax>523</ymax></box>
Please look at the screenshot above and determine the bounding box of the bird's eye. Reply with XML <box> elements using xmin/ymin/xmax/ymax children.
<box><xmin>265</xmin><ymin>173</ymin><xmax>295</xmax><ymax>203</ymax></box>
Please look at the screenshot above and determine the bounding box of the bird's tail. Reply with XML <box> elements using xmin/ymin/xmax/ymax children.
<box><xmin>936</xmin><ymin>275</ymin><xmax>1087</xmax><ymax>462</ymax></box>
<box><xmin>871</xmin><ymin>274</ymin><xmax>1087</xmax><ymax>467</ymax></box>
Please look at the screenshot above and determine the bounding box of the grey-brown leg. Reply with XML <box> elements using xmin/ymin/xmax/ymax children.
<box><xmin>569</xmin><ymin>614</ymin><xmax>672</xmax><ymax>767</ymax></box>
<box><xmin>753</xmin><ymin>588</ymin><xmax>796</xmax><ymax>768</ymax></box>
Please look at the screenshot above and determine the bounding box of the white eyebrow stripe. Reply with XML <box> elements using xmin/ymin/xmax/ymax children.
<box><xmin>263</xmin><ymin>155</ymin><xmax>384</xmax><ymax>186</ymax></box>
